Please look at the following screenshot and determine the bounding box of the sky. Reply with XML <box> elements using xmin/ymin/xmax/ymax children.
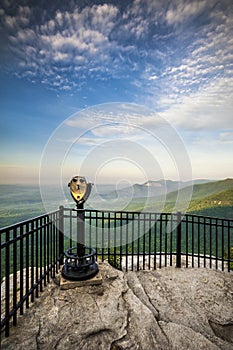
<box><xmin>0</xmin><ymin>0</ymin><xmax>233</xmax><ymax>186</ymax></box>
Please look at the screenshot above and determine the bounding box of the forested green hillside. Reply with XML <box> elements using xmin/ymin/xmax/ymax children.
<box><xmin>125</xmin><ymin>179</ymin><xmax>233</xmax><ymax>219</ymax></box>
<box><xmin>165</xmin><ymin>178</ymin><xmax>233</xmax><ymax>202</ymax></box>
<box><xmin>188</xmin><ymin>187</ymin><xmax>233</xmax><ymax>219</ymax></box>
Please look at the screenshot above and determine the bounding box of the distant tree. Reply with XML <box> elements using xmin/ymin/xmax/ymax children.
<box><xmin>108</xmin><ymin>247</ymin><xmax>121</xmax><ymax>270</ymax></box>
<box><xmin>224</xmin><ymin>247</ymin><xmax>233</xmax><ymax>270</ymax></box>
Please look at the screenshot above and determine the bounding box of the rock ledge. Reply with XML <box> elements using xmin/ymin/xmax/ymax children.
<box><xmin>1</xmin><ymin>262</ymin><xmax>233</xmax><ymax>350</ymax></box>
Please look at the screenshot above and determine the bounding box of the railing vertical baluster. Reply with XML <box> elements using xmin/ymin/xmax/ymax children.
<box><xmin>186</xmin><ymin>216</ymin><xmax>189</xmax><ymax>268</ymax></box>
<box><xmin>143</xmin><ymin>213</ymin><xmax>146</xmax><ymax>270</ymax></box>
<box><xmin>148</xmin><ymin>213</ymin><xmax>151</xmax><ymax>269</ymax></box>
<box><xmin>165</xmin><ymin>214</ymin><xmax>168</xmax><ymax>267</ymax></box>
<box><xmin>20</xmin><ymin>225</ymin><xmax>24</xmax><ymax>315</ymax></box>
<box><xmin>101</xmin><ymin>212</ymin><xmax>104</xmax><ymax>262</ymax></box>
<box><xmin>119</xmin><ymin>212</ymin><xmax>123</xmax><ymax>271</ymax></box>
<box><xmin>203</xmin><ymin>218</ymin><xmax>206</xmax><ymax>268</ymax></box>
<box><xmin>95</xmin><ymin>211</ymin><xmax>98</xmax><ymax>260</ymax></box>
<box><xmin>50</xmin><ymin>216</ymin><xmax>54</xmax><ymax>278</ymax></box>
<box><xmin>197</xmin><ymin>217</ymin><xmax>200</xmax><ymax>268</ymax></box>
<box><xmin>113</xmin><ymin>212</ymin><xmax>116</xmax><ymax>267</ymax></box>
<box><xmin>170</xmin><ymin>214</ymin><xmax>173</xmax><ymax>267</ymax></box>
<box><xmin>39</xmin><ymin>217</ymin><xmax>43</xmax><ymax>292</ymax></box>
<box><xmin>107</xmin><ymin>212</ymin><xmax>110</xmax><ymax>265</ymax></box>
<box><xmin>55</xmin><ymin>212</ymin><xmax>58</xmax><ymax>269</ymax></box>
<box><xmin>55</xmin><ymin>212</ymin><xmax>58</xmax><ymax>267</ymax></box>
<box><xmin>216</xmin><ymin>219</ymin><xmax>218</xmax><ymax>270</ymax></box>
<box><xmin>210</xmin><ymin>218</ymin><xmax>212</xmax><ymax>269</ymax></box>
<box><xmin>49</xmin><ymin>216</ymin><xmax>51</xmax><ymax>278</ymax></box>
<box><xmin>137</xmin><ymin>214</ymin><xmax>140</xmax><ymax>271</ymax></box>
<box><xmin>176</xmin><ymin>212</ymin><xmax>182</xmax><ymax>268</ymax></box>
<box><xmin>43</xmin><ymin>217</ymin><xmax>47</xmax><ymax>287</ymax></box>
<box><xmin>125</xmin><ymin>212</ymin><xmax>129</xmax><ymax>272</ymax></box>
<box><xmin>56</xmin><ymin>211</ymin><xmax>60</xmax><ymax>270</ymax></box>
<box><xmin>31</xmin><ymin>221</ymin><xmax>35</xmax><ymax>302</ymax></box>
<box><xmin>35</xmin><ymin>218</ymin><xmax>39</xmax><ymax>297</ymax></box>
<box><xmin>47</xmin><ymin>217</ymin><xmax>50</xmax><ymax>283</ymax></box>
<box><xmin>70</xmin><ymin>210</ymin><xmax>73</xmax><ymax>248</ymax></box>
<box><xmin>159</xmin><ymin>215</ymin><xmax>162</xmax><ymax>268</ymax></box>
<box><xmin>153</xmin><ymin>215</ymin><xmax>157</xmax><ymax>270</ymax></box>
<box><xmin>25</xmin><ymin>222</ymin><xmax>30</xmax><ymax>309</ymax></box>
<box><xmin>222</xmin><ymin>220</ymin><xmax>224</xmax><ymax>271</ymax></box>
<box><xmin>89</xmin><ymin>211</ymin><xmax>92</xmax><ymax>249</ymax></box>
<box><xmin>191</xmin><ymin>216</ymin><xmax>194</xmax><ymax>268</ymax></box>
<box><xmin>227</xmin><ymin>221</ymin><xmax>230</xmax><ymax>272</ymax></box>
<box><xmin>58</xmin><ymin>206</ymin><xmax>64</xmax><ymax>266</ymax></box>
<box><xmin>5</xmin><ymin>229</ymin><xmax>10</xmax><ymax>337</ymax></box>
<box><xmin>52</xmin><ymin>216</ymin><xmax>56</xmax><ymax>278</ymax></box>
<box><xmin>13</xmin><ymin>227</ymin><xmax>17</xmax><ymax>326</ymax></box>
<box><xmin>131</xmin><ymin>213</ymin><xmax>134</xmax><ymax>271</ymax></box>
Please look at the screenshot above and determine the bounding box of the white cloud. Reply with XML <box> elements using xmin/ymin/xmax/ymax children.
<box><xmin>17</xmin><ymin>5</ymin><xmax>31</xmax><ymax>26</ymax></box>
<box><xmin>159</xmin><ymin>76</ymin><xmax>233</xmax><ymax>130</ymax></box>
<box><xmin>17</xmin><ymin>28</ymin><xmax>36</xmax><ymax>42</ymax></box>
<box><xmin>55</xmin><ymin>10</ymin><xmax>63</xmax><ymax>27</ymax></box>
<box><xmin>53</xmin><ymin>51</ymin><xmax>70</xmax><ymax>62</ymax></box>
<box><xmin>5</xmin><ymin>15</ymin><xmax>17</xmax><ymax>29</ymax></box>
<box><xmin>165</xmin><ymin>0</ymin><xmax>209</xmax><ymax>25</ymax></box>
<box><xmin>0</xmin><ymin>3</ymin><xmax>122</xmax><ymax>90</ymax></box>
<box><xmin>148</xmin><ymin>75</ymin><xmax>157</xmax><ymax>81</ymax></box>
<box><xmin>1</xmin><ymin>0</ymin><xmax>233</xmax><ymax>108</ymax></box>
<box><xmin>143</xmin><ymin>2</ymin><xmax>233</xmax><ymax>117</ymax></box>
<box><xmin>4</xmin><ymin>5</ymin><xmax>31</xmax><ymax>29</ymax></box>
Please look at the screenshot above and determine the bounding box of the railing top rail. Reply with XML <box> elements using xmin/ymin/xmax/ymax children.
<box><xmin>1</xmin><ymin>207</ymin><xmax>233</xmax><ymax>233</ymax></box>
<box><xmin>64</xmin><ymin>207</ymin><xmax>233</xmax><ymax>222</ymax></box>
<box><xmin>64</xmin><ymin>207</ymin><xmax>179</xmax><ymax>216</ymax></box>
<box><xmin>0</xmin><ymin>208</ymin><xmax>60</xmax><ymax>233</ymax></box>
<box><xmin>183</xmin><ymin>212</ymin><xmax>233</xmax><ymax>222</ymax></box>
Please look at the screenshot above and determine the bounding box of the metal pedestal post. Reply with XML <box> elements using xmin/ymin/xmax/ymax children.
<box><xmin>62</xmin><ymin>201</ymin><xmax>99</xmax><ymax>281</ymax></box>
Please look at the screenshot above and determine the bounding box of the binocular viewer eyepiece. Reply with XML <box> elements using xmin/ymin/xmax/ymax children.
<box><xmin>68</xmin><ymin>176</ymin><xmax>92</xmax><ymax>205</ymax></box>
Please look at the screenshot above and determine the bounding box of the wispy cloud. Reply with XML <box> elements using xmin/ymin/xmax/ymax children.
<box><xmin>0</xmin><ymin>2</ymin><xmax>122</xmax><ymax>89</ymax></box>
<box><xmin>140</xmin><ymin>1</ymin><xmax>233</xmax><ymax>132</ymax></box>
<box><xmin>0</xmin><ymin>0</ymin><xmax>232</xmax><ymax>130</ymax></box>
<box><xmin>159</xmin><ymin>76</ymin><xmax>233</xmax><ymax>130</ymax></box>
<box><xmin>165</xmin><ymin>0</ymin><xmax>210</xmax><ymax>26</ymax></box>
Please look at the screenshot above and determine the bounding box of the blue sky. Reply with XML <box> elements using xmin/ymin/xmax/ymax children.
<box><xmin>0</xmin><ymin>0</ymin><xmax>232</xmax><ymax>185</ymax></box>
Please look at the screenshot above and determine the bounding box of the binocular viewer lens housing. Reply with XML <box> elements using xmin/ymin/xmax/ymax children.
<box><xmin>68</xmin><ymin>176</ymin><xmax>92</xmax><ymax>205</ymax></box>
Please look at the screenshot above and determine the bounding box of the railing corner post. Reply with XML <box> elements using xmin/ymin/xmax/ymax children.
<box><xmin>176</xmin><ymin>211</ymin><xmax>182</xmax><ymax>268</ymax></box>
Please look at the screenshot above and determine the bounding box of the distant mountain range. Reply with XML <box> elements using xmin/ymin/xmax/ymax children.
<box><xmin>121</xmin><ymin>178</ymin><xmax>233</xmax><ymax>219</ymax></box>
<box><xmin>90</xmin><ymin>178</ymin><xmax>233</xmax><ymax>219</ymax></box>
<box><xmin>0</xmin><ymin>179</ymin><xmax>232</xmax><ymax>228</ymax></box>
<box><xmin>90</xmin><ymin>179</ymin><xmax>212</xmax><ymax>201</ymax></box>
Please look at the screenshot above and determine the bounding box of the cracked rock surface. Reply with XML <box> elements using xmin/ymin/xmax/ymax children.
<box><xmin>1</xmin><ymin>262</ymin><xmax>233</xmax><ymax>350</ymax></box>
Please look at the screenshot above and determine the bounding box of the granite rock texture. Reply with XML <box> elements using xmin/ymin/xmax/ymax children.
<box><xmin>1</xmin><ymin>262</ymin><xmax>233</xmax><ymax>350</ymax></box>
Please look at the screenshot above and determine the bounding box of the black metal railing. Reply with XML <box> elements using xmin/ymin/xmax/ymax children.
<box><xmin>0</xmin><ymin>209</ymin><xmax>63</xmax><ymax>339</ymax></box>
<box><xmin>63</xmin><ymin>208</ymin><xmax>233</xmax><ymax>271</ymax></box>
<box><xmin>1</xmin><ymin>207</ymin><xmax>233</xmax><ymax>340</ymax></box>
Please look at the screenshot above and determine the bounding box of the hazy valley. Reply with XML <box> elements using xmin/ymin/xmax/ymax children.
<box><xmin>0</xmin><ymin>178</ymin><xmax>232</xmax><ymax>228</ymax></box>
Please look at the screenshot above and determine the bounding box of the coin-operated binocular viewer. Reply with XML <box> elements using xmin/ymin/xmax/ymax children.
<box><xmin>62</xmin><ymin>176</ymin><xmax>99</xmax><ymax>281</ymax></box>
